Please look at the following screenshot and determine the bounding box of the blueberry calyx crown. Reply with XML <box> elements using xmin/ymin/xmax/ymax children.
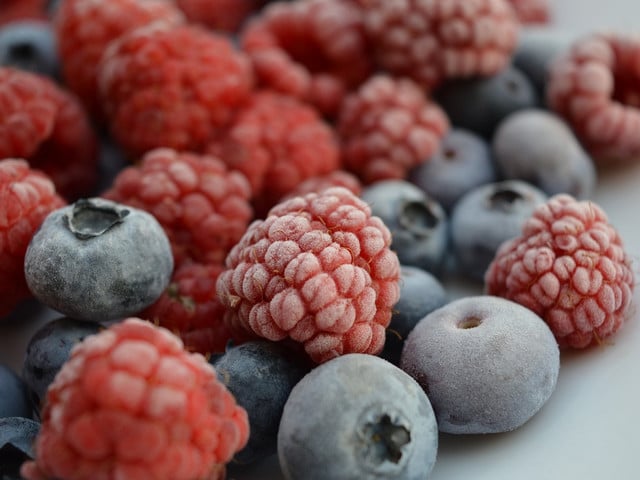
<box><xmin>488</xmin><ymin>186</ymin><xmax>525</xmax><ymax>213</ymax></box>
<box><xmin>63</xmin><ymin>198</ymin><xmax>130</xmax><ymax>240</ymax></box>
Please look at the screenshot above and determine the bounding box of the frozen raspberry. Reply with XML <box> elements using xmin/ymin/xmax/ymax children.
<box><xmin>216</xmin><ymin>186</ymin><xmax>401</xmax><ymax>364</ymax></box>
<box><xmin>20</xmin><ymin>317</ymin><xmax>249</xmax><ymax>480</ymax></box>
<box><xmin>507</xmin><ymin>0</ymin><xmax>550</xmax><ymax>24</ymax></box>
<box><xmin>103</xmin><ymin>147</ymin><xmax>253</xmax><ymax>268</ymax></box>
<box><xmin>485</xmin><ymin>194</ymin><xmax>635</xmax><ymax>349</ymax></box>
<box><xmin>98</xmin><ymin>23</ymin><xmax>253</xmax><ymax>158</ymax></box>
<box><xmin>357</xmin><ymin>0</ymin><xmax>519</xmax><ymax>90</ymax></box>
<box><xmin>240</xmin><ymin>0</ymin><xmax>374</xmax><ymax>116</ymax></box>
<box><xmin>0</xmin><ymin>159</ymin><xmax>65</xmax><ymax>318</ymax></box>
<box><xmin>54</xmin><ymin>0</ymin><xmax>185</xmax><ymax>119</ymax></box>
<box><xmin>281</xmin><ymin>170</ymin><xmax>362</xmax><ymax>202</ymax></box>
<box><xmin>337</xmin><ymin>74</ymin><xmax>449</xmax><ymax>184</ymax></box>
<box><xmin>547</xmin><ymin>32</ymin><xmax>640</xmax><ymax>164</ymax></box>
<box><xmin>206</xmin><ymin>90</ymin><xmax>341</xmax><ymax>216</ymax></box>
<box><xmin>0</xmin><ymin>67</ymin><xmax>98</xmax><ymax>200</ymax></box>
<box><xmin>0</xmin><ymin>0</ymin><xmax>47</xmax><ymax>26</ymax></box>
<box><xmin>175</xmin><ymin>0</ymin><xmax>259</xmax><ymax>32</ymax></box>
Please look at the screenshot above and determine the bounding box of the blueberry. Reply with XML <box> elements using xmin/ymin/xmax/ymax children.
<box><xmin>0</xmin><ymin>364</ymin><xmax>31</xmax><ymax>419</ymax></box>
<box><xmin>360</xmin><ymin>180</ymin><xmax>448</xmax><ymax>275</ymax></box>
<box><xmin>0</xmin><ymin>20</ymin><xmax>59</xmax><ymax>79</ymax></box>
<box><xmin>450</xmin><ymin>180</ymin><xmax>548</xmax><ymax>282</ymax></box>
<box><xmin>408</xmin><ymin>128</ymin><xmax>497</xmax><ymax>212</ymax></box>
<box><xmin>380</xmin><ymin>265</ymin><xmax>448</xmax><ymax>366</ymax></box>
<box><xmin>401</xmin><ymin>295</ymin><xmax>560</xmax><ymax>434</ymax></box>
<box><xmin>212</xmin><ymin>340</ymin><xmax>311</xmax><ymax>465</ymax></box>
<box><xmin>433</xmin><ymin>65</ymin><xmax>539</xmax><ymax>139</ymax></box>
<box><xmin>278</xmin><ymin>354</ymin><xmax>438</xmax><ymax>480</ymax></box>
<box><xmin>0</xmin><ymin>417</ymin><xmax>40</xmax><ymax>480</ymax></box>
<box><xmin>492</xmin><ymin>108</ymin><xmax>597</xmax><ymax>198</ymax></box>
<box><xmin>24</xmin><ymin>197</ymin><xmax>174</xmax><ymax>322</ymax></box>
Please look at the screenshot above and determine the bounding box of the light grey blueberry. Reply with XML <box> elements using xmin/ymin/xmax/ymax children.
<box><xmin>0</xmin><ymin>20</ymin><xmax>59</xmax><ymax>79</ymax></box>
<box><xmin>278</xmin><ymin>354</ymin><xmax>438</xmax><ymax>480</ymax></box>
<box><xmin>400</xmin><ymin>295</ymin><xmax>560</xmax><ymax>434</ymax></box>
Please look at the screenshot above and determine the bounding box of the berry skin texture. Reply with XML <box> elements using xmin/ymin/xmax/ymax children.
<box><xmin>0</xmin><ymin>417</ymin><xmax>40</xmax><ymax>479</ymax></box>
<box><xmin>485</xmin><ymin>194</ymin><xmax>635</xmax><ymax>348</ymax></box>
<box><xmin>0</xmin><ymin>20</ymin><xmax>60</xmax><ymax>79</ymax></box>
<box><xmin>507</xmin><ymin>0</ymin><xmax>550</xmax><ymax>24</ymax></box>
<box><xmin>338</xmin><ymin>74</ymin><xmax>449</xmax><ymax>184</ymax></box>
<box><xmin>280</xmin><ymin>170</ymin><xmax>362</xmax><ymax>203</ymax></box>
<box><xmin>175</xmin><ymin>0</ymin><xmax>259</xmax><ymax>32</ymax></box>
<box><xmin>278</xmin><ymin>353</ymin><xmax>438</xmax><ymax>480</ymax></box>
<box><xmin>547</xmin><ymin>32</ymin><xmax>640</xmax><ymax>164</ymax></box>
<box><xmin>20</xmin><ymin>317</ymin><xmax>249</xmax><ymax>480</ymax></box>
<box><xmin>216</xmin><ymin>187</ymin><xmax>401</xmax><ymax>364</ymax></box>
<box><xmin>0</xmin><ymin>159</ymin><xmax>65</xmax><ymax>318</ymax></box>
<box><xmin>401</xmin><ymin>295</ymin><xmax>560</xmax><ymax>434</ymax></box>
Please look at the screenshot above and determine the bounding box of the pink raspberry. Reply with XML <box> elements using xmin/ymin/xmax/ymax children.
<box><xmin>547</xmin><ymin>32</ymin><xmax>640</xmax><ymax>164</ymax></box>
<box><xmin>357</xmin><ymin>0</ymin><xmax>519</xmax><ymax>90</ymax></box>
<box><xmin>507</xmin><ymin>0</ymin><xmax>550</xmax><ymax>24</ymax></box>
<box><xmin>0</xmin><ymin>0</ymin><xmax>47</xmax><ymax>26</ymax></box>
<box><xmin>175</xmin><ymin>0</ymin><xmax>259</xmax><ymax>32</ymax></box>
<box><xmin>20</xmin><ymin>318</ymin><xmax>249</xmax><ymax>480</ymax></box>
<box><xmin>485</xmin><ymin>194</ymin><xmax>635</xmax><ymax>349</ymax></box>
<box><xmin>216</xmin><ymin>187</ymin><xmax>401</xmax><ymax>364</ymax></box>
<box><xmin>280</xmin><ymin>170</ymin><xmax>362</xmax><ymax>202</ymax></box>
<box><xmin>337</xmin><ymin>74</ymin><xmax>449</xmax><ymax>184</ymax></box>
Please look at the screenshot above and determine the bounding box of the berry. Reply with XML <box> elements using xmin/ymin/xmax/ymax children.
<box><xmin>99</xmin><ymin>23</ymin><xmax>254</xmax><ymax>158</ymax></box>
<box><xmin>24</xmin><ymin>197</ymin><xmax>174</xmax><ymax>322</ymax></box>
<box><xmin>338</xmin><ymin>74</ymin><xmax>449</xmax><ymax>184</ymax></box>
<box><xmin>20</xmin><ymin>318</ymin><xmax>249</xmax><ymax>480</ymax></box>
<box><xmin>175</xmin><ymin>0</ymin><xmax>259</xmax><ymax>32</ymax></box>
<box><xmin>0</xmin><ymin>0</ymin><xmax>47</xmax><ymax>27</ymax></box>
<box><xmin>401</xmin><ymin>295</ymin><xmax>560</xmax><ymax>434</ymax></box>
<box><xmin>0</xmin><ymin>159</ymin><xmax>65</xmax><ymax>318</ymax></box>
<box><xmin>492</xmin><ymin>109</ymin><xmax>597</xmax><ymax>198</ymax></box>
<box><xmin>280</xmin><ymin>170</ymin><xmax>362</xmax><ymax>203</ymax></box>
<box><xmin>0</xmin><ymin>20</ymin><xmax>59</xmax><ymax>79</ymax></box>
<box><xmin>507</xmin><ymin>0</ymin><xmax>550</xmax><ymax>24</ymax></box>
<box><xmin>278</xmin><ymin>353</ymin><xmax>438</xmax><ymax>480</ymax></box>
<box><xmin>0</xmin><ymin>417</ymin><xmax>40</xmax><ymax>480</ymax></box>
<box><xmin>450</xmin><ymin>180</ymin><xmax>548</xmax><ymax>282</ymax></box>
<box><xmin>103</xmin><ymin>147</ymin><xmax>253</xmax><ymax>268</ymax></box>
<box><xmin>408</xmin><ymin>128</ymin><xmax>497</xmax><ymax>212</ymax></box>
<box><xmin>485</xmin><ymin>194</ymin><xmax>635</xmax><ymax>348</ymax></box>
<box><xmin>216</xmin><ymin>186</ymin><xmax>401</xmax><ymax>364</ymax></box>
<box><xmin>546</xmin><ymin>32</ymin><xmax>640</xmax><ymax>164</ymax></box>
<box><xmin>0</xmin><ymin>364</ymin><xmax>31</xmax><ymax>419</ymax></box>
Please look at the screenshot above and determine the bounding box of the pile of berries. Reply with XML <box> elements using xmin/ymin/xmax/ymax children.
<box><xmin>0</xmin><ymin>0</ymin><xmax>638</xmax><ymax>479</ymax></box>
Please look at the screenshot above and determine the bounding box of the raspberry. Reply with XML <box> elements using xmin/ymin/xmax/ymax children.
<box><xmin>20</xmin><ymin>318</ymin><xmax>249</xmax><ymax>480</ymax></box>
<box><xmin>0</xmin><ymin>159</ymin><xmax>65</xmax><ymax>318</ymax></box>
<box><xmin>485</xmin><ymin>194</ymin><xmax>635</xmax><ymax>349</ymax></box>
<box><xmin>0</xmin><ymin>67</ymin><xmax>98</xmax><ymax>200</ymax></box>
<box><xmin>0</xmin><ymin>0</ymin><xmax>47</xmax><ymax>26</ymax></box>
<box><xmin>507</xmin><ymin>0</ymin><xmax>550</xmax><ymax>24</ymax></box>
<box><xmin>337</xmin><ymin>74</ymin><xmax>449</xmax><ymax>184</ymax></box>
<box><xmin>54</xmin><ymin>0</ymin><xmax>185</xmax><ymax>119</ymax></box>
<box><xmin>547</xmin><ymin>32</ymin><xmax>640</xmax><ymax>164</ymax></box>
<box><xmin>175</xmin><ymin>0</ymin><xmax>259</xmax><ymax>32</ymax></box>
<box><xmin>98</xmin><ymin>23</ymin><xmax>254</xmax><ymax>158</ymax></box>
<box><xmin>103</xmin><ymin>147</ymin><xmax>253</xmax><ymax>268</ymax></box>
<box><xmin>206</xmin><ymin>90</ymin><xmax>341</xmax><ymax>216</ymax></box>
<box><xmin>281</xmin><ymin>170</ymin><xmax>362</xmax><ymax>202</ymax></box>
<box><xmin>357</xmin><ymin>0</ymin><xmax>519</xmax><ymax>90</ymax></box>
<box><xmin>216</xmin><ymin>186</ymin><xmax>401</xmax><ymax>364</ymax></box>
<box><xmin>240</xmin><ymin>0</ymin><xmax>374</xmax><ymax>116</ymax></box>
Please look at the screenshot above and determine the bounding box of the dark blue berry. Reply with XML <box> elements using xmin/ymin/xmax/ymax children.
<box><xmin>0</xmin><ymin>417</ymin><xmax>40</xmax><ymax>480</ymax></box>
<box><xmin>0</xmin><ymin>20</ymin><xmax>59</xmax><ymax>79</ymax></box>
<box><xmin>0</xmin><ymin>364</ymin><xmax>31</xmax><ymax>420</ymax></box>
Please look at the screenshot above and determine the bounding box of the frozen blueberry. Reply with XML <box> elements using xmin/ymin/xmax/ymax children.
<box><xmin>360</xmin><ymin>180</ymin><xmax>448</xmax><ymax>275</ymax></box>
<box><xmin>450</xmin><ymin>180</ymin><xmax>548</xmax><ymax>282</ymax></box>
<box><xmin>408</xmin><ymin>128</ymin><xmax>497</xmax><ymax>212</ymax></box>
<box><xmin>0</xmin><ymin>364</ymin><xmax>31</xmax><ymax>419</ymax></box>
<box><xmin>278</xmin><ymin>354</ymin><xmax>438</xmax><ymax>480</ymax></box>
<box><xmin>380</xmin><ymin>265</ymin><xmax>448</xmax><ymax>366</ymax></box>
<box><xmin>401</xmin><ymin>295</ymin><xmax>560</xmax><ymax>434</ymax></box>
<box><xmin>212</xmin><ymin>340</ymin><xmax>311</xmax><ymax>465</ymax></box>
<box><xmin>433</xmin><ymin>65</ymin><xmax>539</xmax><ymax>139</ymax></box>
<box><xmin>24</xmin><ymin>197</ymin><xmax>174</xmax><ymax>322</ymax></box>
<box><xmin>492</xmin><ymin>109</ymin><xmax>597</xmax><ymax>198</ymax></box>
<box><xmin>0</xmin><ymin>417</ymin><xmax>40</xmax><ymax>480</ymax></box>
<box><xmin>0</xmin><ymin>20</ymin><xmax>59</xmax><ymax>79</ymax></box>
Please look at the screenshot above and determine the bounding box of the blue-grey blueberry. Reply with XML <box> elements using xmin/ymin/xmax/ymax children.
<box><xmin>0</xmin><ymin>20</ymin><xmax>59</xmax><ymax>79</ymax></box>
<box><xmin>0</xmin><ymin>417</ymin><xmax>40</xmax><ymax>480</ymax></box>
<box><xmin>0</xmin><ymin>364</ymin><xmax>31</xmax><ymax>419</ymax></box>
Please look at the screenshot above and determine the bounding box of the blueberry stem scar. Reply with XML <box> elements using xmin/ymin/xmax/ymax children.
<box><xmin>358</xmin><ymin>407</ymin><xmax>411</xmax><ymax>473</ymax></box>
<box><xmin>63</xmin><ymin>198</ymin><xmax>130</xmax><ymax>240</ymax></box>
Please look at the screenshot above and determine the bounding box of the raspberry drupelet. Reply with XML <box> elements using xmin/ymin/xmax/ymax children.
<box><xmin>485</xmin><ymin>194</ymin><xmax>635</xmax><ymax>349</ymax></box>
<box><xmin>216</xmin><ymin>186</ymin><xmax>401</xmax><ymax>364</ymax></box>
<box><xmin>20</xmin><ymin>318</ymin><xmax>249</xmax><ymax>480</ymax></box>
<box><xmin>0</xmin><ymin>159</ymin><xmax>65</xmax><ymax>318</ymax></box>
<box><xmin>0</xmin><ymin>0</ymin><xmax>47</xmax><ymax>27</ymax></box>
<box><xmin>507</xmin><ymin>0</ymin><xmax>550</xmax><ymax>24</ymax></box>
<box><xmin>337</xmin><ymin>74</ymin><xmax>449</xmax><ymax>184</ymax></box>
<box><xmin>547</xmin><ymin>32</ymin><xmax>640</xmax><ymax>164</ymax></box>
<box><xmin>175</xmin><ymin>0</ymin><xmax>259</xmax><ymax>33</ymax></box>
<box><xmin>280</xmin><ymin>170</ymin><xmax>363</xmax><ymax>202</ymax></box>
<box><xmin>98</xmin><ymin>23</ymin><xmax>254</xmax><ymax>159</ymax></box>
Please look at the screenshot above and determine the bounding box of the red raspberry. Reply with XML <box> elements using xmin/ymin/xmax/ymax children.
<box><xmin>206</xmin><ymin>90</ymin><xmax>341</xmax><ymax>216</ymax></box>
<box><xmin>337</xmin><ymin>74</ymin><xmax>449</xmax><ymax>184</ymax></box>
<box><xmin>0</xmin><ymin>0</ymin><xmax>47</xmax><ymax>26</ymax></box>
<box><xmin>99</xmin><ymin>23</ymin><xmax>254</xmax><ymax>158</ymax></box>
<box><xmin>0</xmin><ymin>159</ymin><xmax>65</xmax><ymax>318</ymax></box>
<box><xmin>20</xmin><ymin>317</ymin><xmax>249</xmax><ymax>480</ymax></box>
<box><xmin>103</xmin><ymin>148</ymin><xmax>253</xmax><ymax>268</ymax></box>
<box><xmin>485</xmin><ymin>194</ymin><xmax>635</xmax><ymax>349</ymax></box>
<box><xmin>281</xmin><ymin>170</ymin><xmax>362</xmax><ymax>202</ymax></box>
<box><xmin>507</xmin><ymin>0</ymin><xmax>550</xmax><ymax>24</ymax></box>
<box><xmin>547</xmin><ymin>32</ymin><xmax>640</xmax><ymax>164</ymax></box>
<box><xmin>240</xmin><ymin>0</ymin><xmax>374</xmax><ymax>116</ymax></box>
<box><xmin>216</xmin><ymin>186</ymin><xmax>401</xmax><ymax>364</ymax></box>
<box><xmin>0</xmin><ymin>67</ymin><xmax>98</xmax><ymax>200</ymax></box>
<box><xmin>357</xmin><ymin>0</ymin><xmax>519</xmax><ymax>90</ymax></box>
<box><xmin>175</xmin><ymin>0</ymin><xmax>259</xmax><ymax>32</ymax></box>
